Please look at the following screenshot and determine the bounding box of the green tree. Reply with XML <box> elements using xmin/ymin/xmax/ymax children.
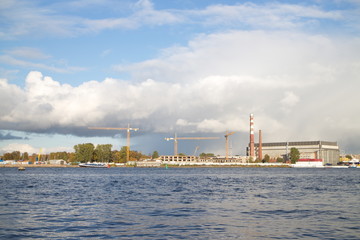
<box><xmin>152</xmin><ymin>151</ymin><xmax>159</xmax><ymax>159</ymax></box>
<box><xmin>23</xmin><ymin>152</ymin><xmax>29</xmax><ymax>160</ymax></box>
<box><xmin>130</xmin><ymin>150</ymin><xmax>142</xmax><ymax>161</ymax></box>
<box><xmin>118</xmin><ymin>146</ymin><xmax>128</xmax><ymax>163</ymax></box>
<box><xmin>111</xmin><ymin>150</ymin><xmax>120</xmax><ymax>163</ymax></box>
<box><xmin>94</xmin><ymin>144</ymin><xmax>112</xmax><ymax>162</ymax></box>
<box><xmin>263</xmin><ymin>154</ymin><xmax>270</xmax><ymax>163</ymax></box>
<box><xmin>74</xmin><ymin>143</ymin><xmax>95</xmax><ymax>163</ymax></box>
<box><xmin>345</xmin><ymin>155</ymin><xmax>352</xmax><ymax>160</ymax></box>
<box><xmin>200</xmin><ymin>153</ymin><xmax>215</xmax><ymax>158</ymax></box>
<box><xmin>276</xmin><ymin>157</ymin><xmax>284</xmax><ymax>163</ymax></box>
<box><xmin>289</xmin><ymin>147</ymin><xmax>300</xmax><ymax>164</ymax></box>
<box><xmin>12</xmin><ymin>151</ymin><xmax>21</xmax><ymax>160</ymax></box>
<box><xmin>3</xmin><ymin>153</ymin><xmax>12</xmax><ymax>160</ymax></box>
<box><xmin>50</xmin><ymin>151</ymin><xmax>69</xmax><ymax>160</ymax></box>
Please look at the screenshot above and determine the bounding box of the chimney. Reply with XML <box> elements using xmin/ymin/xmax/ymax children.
<box><xmin>250</xmin><ymin>114</ymin><xmax>255</xmax><ymax>158</ymax></box>
<box><xmin>259</xmin><ymin>129</ymin><xmax>263</xmax><ymax>161</ymax></box>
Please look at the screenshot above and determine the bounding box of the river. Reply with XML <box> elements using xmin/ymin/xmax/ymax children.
<box><xmin>0</xmin><ymin>167</ymin><xmax>359</xmax><ymax>239</ymax></box>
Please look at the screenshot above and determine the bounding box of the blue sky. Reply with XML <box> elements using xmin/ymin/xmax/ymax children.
<box><xmin>1</xmin><ymin>0</ymin><xmax>360</xmax><ymax>156</ymax></box>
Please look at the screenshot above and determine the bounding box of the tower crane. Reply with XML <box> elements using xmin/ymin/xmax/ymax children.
<box><xmin>165</xmin><ymin>133</ymin><xmax>219</xmax><ymax>156</ymax></box>
<box><xmin>225</xmin><ymin>131</ymin><xmax>235</xmax><ymax>160</ymax></box>
<box><xmin>194</xmin><ymin>146</ymin><xmax>200</xmax><ymax>156</ymax></box>
<box><xmin>88</xmin><ymin>124</ymin><xmax>139</xmax><ymax>162</ymax></box>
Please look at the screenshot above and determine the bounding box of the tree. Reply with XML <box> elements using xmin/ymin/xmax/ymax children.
<box><xmin>2</xmin><ymin>151</ymin><xmax>21</xmax><ymax>160</ymax></box>
<box><xmin>289</xmin><ymin>147</ymin><xmax>300</xmax><ymax>164</ymax></box>
<box><xmin>12</xmin><ymin>151</ymin><xmax>21</xmax><ymax>160</ymax></box>
<box><xmin>118</xmin><ymin>146</ymin><xmax>128</xmax><ymax>163</ymax></box>
<box><xmin>130</xmin><ymin>151</ymin><xmax>142</xmax><ymax>161</ymax></box>
<box><xmin>263</xmin><ymin>154</ymin><xmax>270</xmax><ymax>163</ymax></box>
<box><xmin>200</xmin><ymin>153</ymin><xmax>215</xmax><ymax>159</ymax></box>
<box><xmin>94</xmin><ymin>144</ymin><xmax>112</xmax><ymax>162</ymax></box>
<box><xmin>345</xmin><ymin>155</ymin><xmax>352</xmax><ymax>160</ymax></box>
<box><xmin>152</xmin><ymin>151</ymin><xmax>159</xmax><ymax>159</ymax></box>
<box><xmin>74</xmin><ymin>143</ymin><xmax>95</xmax><ymax>163</ymax></box>
<box><xmin>3</xmin><ymin>153</ymin><xmax>13</xmax><ymax>160</ymax></box>
<box><xmin>276</xmin><ymin>157</ymin><xmax>284</xmax><ymax>163</ymax></box>
<box><xmin>50</xmin><ymin>151</ymin><xmax>69</xmax><ymax>160</ymax></box>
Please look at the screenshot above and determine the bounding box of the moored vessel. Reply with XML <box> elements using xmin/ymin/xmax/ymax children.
<box><xmin>78</xmin><ymin>162</ymin><xmax>109</xmax><ymax>168</ymax></box>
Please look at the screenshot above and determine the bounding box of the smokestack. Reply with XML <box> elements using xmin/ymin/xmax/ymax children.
<box><xmin>250</xmin><ymin>114</ymin><xmax>255</xmax><ymax>158</ymax></box>
<box><xmin>259</xmin><ymin>129</ymin><xmax>263</xmax><ymax>161</ymax></box>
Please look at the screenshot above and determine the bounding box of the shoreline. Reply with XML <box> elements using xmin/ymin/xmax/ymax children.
<box><xmin>0</xmin><ymin>164</ymin><xmax>78</xmax><ymax>168</ymax></box>
<box><xmin>1</xmin><ymin>164</ymin><xmax>291</xmax><ymax>168</ymax></box>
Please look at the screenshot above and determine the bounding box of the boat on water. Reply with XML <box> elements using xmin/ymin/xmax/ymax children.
<box><xmin>348</xmin><ymin>158</ymin><xmax>359</xmax><ymax>168</ymax></box>
<box><xmin>348</xmin><ymin>163</ymin><xmax>358</xmax><ymax>168</ymax></box>
<box><xmin>78</xmin><ymin>162</ymin><xmax>110</xmax><ymax>168</ymax></box>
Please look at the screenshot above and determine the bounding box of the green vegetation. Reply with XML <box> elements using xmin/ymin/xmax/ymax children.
<box><xmin>263</xmin><ymin>154</ymin><xmax>270</xmax><ymax>163</ymax></box>
<box><xmin>2</xmin><ymin>151</ymin><xmax>21</xmax><ymax>160</ymax></box>
<box><xmin>152</xmin><ymin>151</ymin><xmax>159</xmax><ymax>159</ymax></box>
<box><xmin>1</xmin><ymin>143</ymin><xmax>151</xmax><ymax>164</ymax></box>
<box><xmin>74</xmin><ymin>143</ymin><xmax>95</xmax><ymax>163</ymax></box>
<box><xmin>199</xmin><ymin>153</ymin><xmax>215</xmax><ymax>158</ymax></box>
<box><xmin>289</xmin><ymin>147</ymin><xmax>300</xmax><ymax>164</ymax></box>
<box><xmin>94</xmin><ymin>144</ymin><xmax>112</xmax><ymax>162</ymax></box>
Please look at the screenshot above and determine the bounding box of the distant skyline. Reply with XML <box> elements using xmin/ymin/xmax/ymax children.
<box><xmin>1</xmin><ymin>0</ymin><xmax>360</xmax><ymax>156</ymax></box>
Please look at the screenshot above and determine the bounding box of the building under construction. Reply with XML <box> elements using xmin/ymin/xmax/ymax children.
<box><xmin>247</xmin><ymin>141</ymin><xmax>340</xmax><ymax>165</ymax></box>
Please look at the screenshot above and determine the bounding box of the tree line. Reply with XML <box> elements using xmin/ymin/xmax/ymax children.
<box><xmin>1</xmin><ymin>143</ymin><xmax>160</xmax><ymax>163</ymax></box>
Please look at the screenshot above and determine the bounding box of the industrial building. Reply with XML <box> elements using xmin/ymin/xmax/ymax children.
<box><xmin>248</xmin><ymin>141</ymin><xmax>340</xmax><ymax>165</ymax></box>
<box><xmin>246</xmin><ymin>113</ymin><xmax>340</xmax><ymax>166</ymax></box>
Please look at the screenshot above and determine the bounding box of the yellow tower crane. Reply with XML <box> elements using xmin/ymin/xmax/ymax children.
<box><xmin>225</xmin><ymin>131</ymin><xmax>235</xmax><ymax>160</ymax></box>
<box><xmin>165</xmin><ymin>133</ymin><xmax>219</xmax><ymax>156</ymax></box>
<box><xmin>88</xmin><ymin>124</ymin><xmax>139</xmax><ymax>162</ymax></box>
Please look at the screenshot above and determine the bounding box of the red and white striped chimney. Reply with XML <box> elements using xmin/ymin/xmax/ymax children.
<box><xmin>250</xmin><ymin>114</ymin><xmax>255</xmax><ymax>158</ymax></box>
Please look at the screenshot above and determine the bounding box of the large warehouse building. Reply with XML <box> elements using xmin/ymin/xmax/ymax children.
<box><xmin>248</xmin><ymin>141</ymin><xmax>340</xmax><ymax>165</ymax></box>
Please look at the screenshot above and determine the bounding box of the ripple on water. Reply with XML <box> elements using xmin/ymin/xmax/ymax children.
<box><xmin>0</xmin><ymin>167</ymin><xmax>359</xmax><ymax>239</ymax></box>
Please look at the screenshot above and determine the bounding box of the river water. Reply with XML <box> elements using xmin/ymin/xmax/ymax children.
<box><xmin>0</xmin><ymin>167</ymin><xmax>359</xmax><ymax>239</ymax></box>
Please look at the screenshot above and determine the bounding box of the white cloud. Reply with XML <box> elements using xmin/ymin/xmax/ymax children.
<box><xmin>0</xmin><ymin>55</ymin><xmax>86</xmax><ymax>73</ymax></box>
<box><xmin>0</xmin><ymin>0</ymin><xmax>356</xmax><ymax>39</ymax></box>
<box><xmin>0</xmin><ymin>29</ymin><xmax>359</xmax><ymax>152</ymax></box>
<box><xmin>0</xmin><ymin>142</ymin><xmax>73</xmax><ymax>155</ymax></box>
<box><xmin>280</xmin><ymin>91</ymin><xmax>299</xmax><ymax>110</ymax></box>
<box><xmin>5</xmin><ymin>47</ymin><xmax>51</xmax><ymax>60</ymax></box>
<box><xmin>195</xmin><ymin>2</ymin><xmax>342</xmax><ymax>29</ymax></box>
<box><xmin>0</xmin><ymin>143</ymin><xmax>38</xmax><ymax>155</ymax></box>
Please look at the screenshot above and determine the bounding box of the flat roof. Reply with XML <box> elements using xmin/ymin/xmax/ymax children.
<box><xmin>253</xmin><ymin>141</ymin><xmax>338</xmax><ymax>147</ymax></box>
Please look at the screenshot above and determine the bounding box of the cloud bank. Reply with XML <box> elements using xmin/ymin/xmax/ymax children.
<box><xmin>1</xmin><ymin>30</ymin><xmax>359</xmax><ymax>153</ymax></box>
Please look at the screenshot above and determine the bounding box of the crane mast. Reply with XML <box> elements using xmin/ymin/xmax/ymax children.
<box><xmin>225</xmin><ymin>131</ymin><xmax>235</xmax><ymax>160</ymax></box>
<box><xmin>88</xmin><ymin>124</ymin><xmax>139</xmax><ymax>162</ymax></box>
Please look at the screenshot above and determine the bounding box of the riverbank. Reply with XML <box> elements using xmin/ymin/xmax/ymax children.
<box><xmin>160</xmin><ymin>164</ymin><xmax>291</xmax><ymax>168</ymax></box>
<box><xmin>0</xmin><ymin>164</ymin><xmax>78</xmax><ymax>168</ymax></box>
<box><xmin>1</xmin><ymin>163</ymin><xmax>291</xmax><ymax>168</ymax></box>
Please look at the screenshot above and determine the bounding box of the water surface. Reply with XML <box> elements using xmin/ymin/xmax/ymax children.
<box><xmin>0</xmin><ymin>167</ymin><xmax>359</xmax><ymax>239</ymax></box>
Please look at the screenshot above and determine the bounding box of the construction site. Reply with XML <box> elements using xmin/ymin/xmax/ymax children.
<box><xmin>157</xmin><ymin>114</ymin><xmax>340</xmax><ymax>166</ymax></box>
<box><xmin>87</xmin><ymin>113</ymin><xmax>340</xmax><ymax>167</ymax></box>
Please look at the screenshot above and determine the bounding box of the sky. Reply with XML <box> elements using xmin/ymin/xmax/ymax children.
<box><xmin>1</xmin><ymin>0</ymin><xmax>360</xmax><ymax>157</ymax></box>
